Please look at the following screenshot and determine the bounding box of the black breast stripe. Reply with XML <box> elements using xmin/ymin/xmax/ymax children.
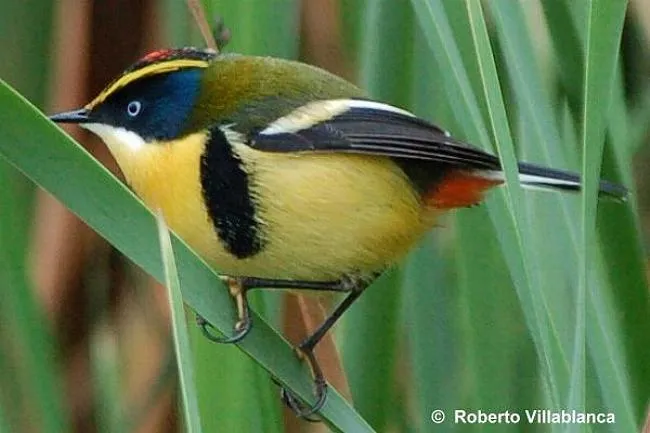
<box><xmin>200</xmin><ymin>126</ymin><xmax>264</xmax><ymax>259</ymax></box>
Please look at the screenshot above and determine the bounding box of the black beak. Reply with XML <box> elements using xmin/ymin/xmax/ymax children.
<box><xmin>49</xmin><ymin>108</ymin><xmax>91</xmax><ymax>124</ymax></box>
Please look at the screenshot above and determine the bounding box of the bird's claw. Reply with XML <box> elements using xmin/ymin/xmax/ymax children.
<box><xmin>279</xmin><ymin>380</ymin><xmax>327</xmax><ymax>422</ymax></box>
<box><xmin>195</xmin><ymin>276</ymin><xmax>251</xmax><ymax>344</ymax></box>
<box><xmin>273</xmin><ymin>345</ymin><xmax>328</xmax><ymax>421</ymax></box>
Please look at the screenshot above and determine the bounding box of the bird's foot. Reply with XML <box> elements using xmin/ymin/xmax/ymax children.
<box><xmin>196</xmin><ymin>276</ymin><xmax>251</xmax><ymax>344</ymax></box>
<box><xmin>276</xmin><ymin>342</ymin><xmax>328</xmax><ymax>422</ymax></box>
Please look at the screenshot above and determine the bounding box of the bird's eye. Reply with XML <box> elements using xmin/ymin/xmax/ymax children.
<box><xmin>126</xmin><ymin>100</ymin><xmax>142</xmax><ymax>117</ymax></box>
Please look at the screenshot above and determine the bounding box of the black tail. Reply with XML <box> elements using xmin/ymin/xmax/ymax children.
<box><xmin>513</xmin><ymin>162</ymin><xmax>628</xmax><ymax>201</ymax></box>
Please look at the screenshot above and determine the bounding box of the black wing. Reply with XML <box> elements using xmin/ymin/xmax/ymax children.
<box><xmin>240</xmin><ymin>99</ymin><xmax>628</xmax><ymax>201</ymax></box>
<box><xmin>248</xmin><ymin>99</ymin><xmax>501</xmax><ymax>171</ymax></box>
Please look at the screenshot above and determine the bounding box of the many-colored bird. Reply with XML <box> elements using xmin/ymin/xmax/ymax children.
<box><xmin>50</xmin><ymin>47</ymin><xmax>627</xmax><ymax>418</ymax></box>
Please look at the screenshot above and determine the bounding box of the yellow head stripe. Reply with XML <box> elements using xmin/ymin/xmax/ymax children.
<box><xmin>86</xmin><ymin>58</ymin><xmax>210</xmax><ymax>109</ymax></box>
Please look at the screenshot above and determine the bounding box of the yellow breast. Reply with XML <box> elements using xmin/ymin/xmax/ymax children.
<box><xmin>103</xmin><ymin>131</ymin><xmax>436</xmax><ymax>281</ymax></box>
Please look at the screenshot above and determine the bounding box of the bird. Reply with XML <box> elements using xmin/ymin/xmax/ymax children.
<box><xmin>49</xmin><ymin>47</ymin><xmax>628</xmax><ymax>418</ymax></box>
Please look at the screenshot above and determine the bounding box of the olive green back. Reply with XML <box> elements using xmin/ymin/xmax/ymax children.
<box><xmin>185</xmin><ymin>54</ymin><xmax>364</xmax><ymax>135</ymax></box>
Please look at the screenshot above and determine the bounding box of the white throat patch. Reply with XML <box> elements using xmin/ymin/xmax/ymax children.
<box><xmin>83</xmin><ymin>123</ymin><xmax>146</xmax><ymax>152</ymax></box>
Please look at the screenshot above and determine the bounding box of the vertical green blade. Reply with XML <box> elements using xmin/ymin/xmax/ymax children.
<box><xmin>156</xmin><ymin>214</ymin><xmax>203</xmax><ymax>433</ymax></box>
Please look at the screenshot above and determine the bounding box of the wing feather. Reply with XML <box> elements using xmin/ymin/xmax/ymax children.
<box><xmin>249</xmin><ymin>99</ymin><xmax>501</xmax><ymax>171</ymax></box>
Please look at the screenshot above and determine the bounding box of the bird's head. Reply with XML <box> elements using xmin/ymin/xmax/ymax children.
<box><xmin>49</xmin><ymin>48</ymin><xmax>218</xmax><ymax>157</ymax></box>
<box><xmin>50</xmin><ymin>47</ymin><xmax>360</xmax><ymax>182</ymax></box>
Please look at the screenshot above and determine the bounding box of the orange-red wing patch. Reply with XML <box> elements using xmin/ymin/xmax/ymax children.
<box><xmin>425</xmin><ymin>171</ymin><xmax>502</xmax><ymax>209</ymax></box>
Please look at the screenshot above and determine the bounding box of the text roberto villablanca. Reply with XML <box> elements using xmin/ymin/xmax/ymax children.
<box><xmin>454</xmin><ymin>409</ymin><xmax>616</xmax><ymax>425</ymax></box>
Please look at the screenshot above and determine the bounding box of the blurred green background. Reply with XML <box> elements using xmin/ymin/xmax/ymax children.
<box><xmin>0</xmin><ymin>0</ymin><xmax>649</xmax><ymax>432</ymax></box>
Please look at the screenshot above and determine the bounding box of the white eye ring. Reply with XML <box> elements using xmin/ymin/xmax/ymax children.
<box><xmin>127</xmin><ymin>100</ymin><xmax>142</xmax><ymax>117</ymax></box>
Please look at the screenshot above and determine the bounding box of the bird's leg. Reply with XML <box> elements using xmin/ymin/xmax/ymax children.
<box><xmin>197</xmin><ymin>275</ymin><xmax>369</xmax><ymax>420</ymax></box>
<box><xmin>196</xmin><ymin>276</ymin><xmax>355</xmax><ymax>344</ymax></box>
<box><xmin>279</xmin><ymin>279</ymin><xmax>368</xmax><ymax>421</ymax></box>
